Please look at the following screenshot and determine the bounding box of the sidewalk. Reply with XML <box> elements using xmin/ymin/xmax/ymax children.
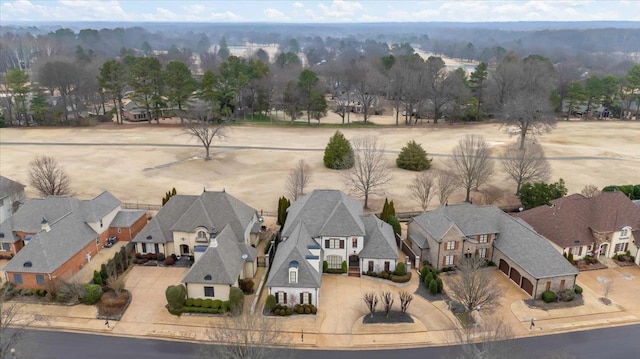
<box><xmin>13</xmin><ymin>266</ymin><xmax>640</xmax><ymax>350</ymax></box>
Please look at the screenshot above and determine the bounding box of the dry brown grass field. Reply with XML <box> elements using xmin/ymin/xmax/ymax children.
<box><xmin>1</xmin><ymin>118</ymin><xmax>639</xmax><ymax>214</ymax></box>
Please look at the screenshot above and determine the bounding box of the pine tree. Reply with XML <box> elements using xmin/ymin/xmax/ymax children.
<box><xmin>380</xmin><ymin>198</ymin><xmax>390</xmax><ymax>222</ymax></box>
<box><xmin>323</xmin><ymin>131</ymin><xmax>354</xmax><ymax>169</ymax></box>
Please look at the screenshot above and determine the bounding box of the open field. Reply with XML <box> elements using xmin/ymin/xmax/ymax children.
<box><xmin>1</xmin><ymin>121</ymin><xmax>639</xmax><ymax>213</ymax></box>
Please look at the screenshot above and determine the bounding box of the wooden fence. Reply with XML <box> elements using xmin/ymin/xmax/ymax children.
<box><xmin>122</xmin><ymin>202</ymin><xmax>162</xmax><ymax>211</ymax></box>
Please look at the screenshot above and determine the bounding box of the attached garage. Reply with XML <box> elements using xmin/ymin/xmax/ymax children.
<box><xmin>521</xmin><ymin>277</ymin><xmax>534</xmax><ymax>296</ymax></box>
<box><xmin>499</xmin><ymin>259</ymin><xmax>509</xmax><ymax>275</ymax></box>
<box><xmin>509</xmin><ymin>267</ymin><xmax>521</xmax><ymax>284</ymax></box>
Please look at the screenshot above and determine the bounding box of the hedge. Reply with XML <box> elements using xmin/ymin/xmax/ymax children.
<box><xmin>574</xmin><ymin>285</ymin><xmax>583</xmax><ymax>295</ymax></box>
<box><xmin>81</xmin><ymin>284</ymin><xmax>103</xmax><ymax>305</ymax></box>
<box><xmin>390</xmin><ymin>272</ymin><xmax>412</xmax><ymax>283</ymax></box>
<box><xmin>542</xmin><ymin>290</ymin><xmax>557</xmax><ymax>303</ymax></box>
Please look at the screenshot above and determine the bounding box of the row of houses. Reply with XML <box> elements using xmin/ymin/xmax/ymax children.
<box><xmin>1</xmin><ymin>175</ymin><xmax>638</xmax><ymax>306</ymax></box>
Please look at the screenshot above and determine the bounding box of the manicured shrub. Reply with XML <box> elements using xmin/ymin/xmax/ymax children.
<box><xmin>424</xmin><ymin>273</ymin><xmax>434</xmax><ymax>287</ymax></box>
<box><xmin>542</xmin><ymin>290</ymin><xmax>557</xmax><ymax>303</ymax></box>
<box><xmin>185</xmin><ymin>298</ymin><xmax>195</xmax><ymax>307</ymax></box>
<box><xmin>212</xmin><ymin>299</ymin><xmax>222</xmax><ymax>310</ymax></box>
<box><xmin>574</xmin><ymin>285</ymin><xmax>583</xmax><ymax>295</ymax></box>
<box><xmin>486</xmin><ymin>260</ymin><xmax>496</xmax><ymax>267</ymax></box>
<box><xmin>100</xmin><ymin>264</ymin><xmax>109</xmax><ymax>281</ymax></box>
<box><xmin>390</xmin><ymin>272</ymin><xmax>412</xmax><ymax>283</ymax></box>
<box><xmin>297</xmin><ymin>306</ymin><xmax>305</xmax><ymax>314</ymax></box>
<box><xmin>221</xmin><ymin>301</ymin><xmax>230</xmax><ymax>313</ymax></box>
<box><xmin>395</xmin><ymin>262</ymin><xmax>406</xmax><ymax>276</ymax></box>
<box><xmin>286</xmin><ymin>307</ymin><xmax>293</xmax><ymax>316</ymax></box>
<box><xmin>436</xmin><ymin>277</ymin><xmax>443</xmax><ymax>294</ymax></box>
<box><xmin>396</xmin><ymin>140</ymin><xmax>432</xmax><ymax>171</ymax></box>
<box><xmin>80</xmin><ymin>284</ymin><xmax>103</xmax><ymax>305</ymax></box>
<box><xmin>239</xmin><ymin>278</ymin><xmax>254</xmax><ymax>294</ymax></box>
<box><xmin>193</xmin><ymin>298</ymin><xmax>203</xmax><ymax>307</ymax></box>
<box><xmin>265</xmin><ymin>295</ymin><xmax>277</xmax><ymax>312</ymax></box>
<box><xmin>203</xmin><ymin>299</ymin><xmax>214</xmax><ymax>308</ymax></box>
<box><xmin>429</xmin><ymin>279</ymin><xmax>438</xmax><ymax>295</ymax></box>
<box><xmin>323</xmin><ymin>261</ymin><xmax>328</xmax><ymax>273</ymax></box>
<box><xmin>165</xmin><ymin>284</ymin><xmax>186</xmax><ymax>310</ymax></box>
<box><xmin>323</xmin><ymin>131</ymin><xmax>354</xmax><ymax>169</ymax></box>
<box><xmin>93</xmin><ymin>270</ymin><xmax>103</xmax><ymax>285</ymax></box>
<box><xmin>341</xmin><ymin>261</ymin><xmax>348</xmax><ymax>273</ymax></box>
<box><xmin>558</xmin><ymin>289</ymin><xmax>575</xmax><ymax>302</ymax></box>
<box><xmin>164</xmin><ymin>257</ymin><xmax>175</xmax><ymax>265</ymax></box>
<box><xmin>304</xmin><ymin>306</ymin><xmax>311</xmax><ymax>314</ymax></box>
<box><xmin>567</xmin><ymin>252</ymin><xmax>575</xmax><ymax>264</ymax></box>
<box><xmin>157</xmin><ymin>253</ymin><xmax>166</xmax><ymax>261</ymax></box>
<box><xmin>310</xmin><ymin>305</ymin><xmax>317</xmax><ymax>314</ymax></box>
<box><xmin>229</xmin><ymin>287</ymin><xmax>244</xmax><ymax>314</ymax></box>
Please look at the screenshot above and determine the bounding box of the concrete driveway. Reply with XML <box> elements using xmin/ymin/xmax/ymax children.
<box><xmin>118</xmin><ymin>265</ymin><xmax>188</xmax><ymax>324</ymax></box>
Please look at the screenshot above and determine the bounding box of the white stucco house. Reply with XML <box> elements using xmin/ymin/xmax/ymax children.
<box><xmin>132</xmin><ymin>190</ymin><xmax>260</xmax><ymax>301</ymax></box>
<box><xmin>0</xmin><ymin>176</ymin><xmax>26</xmax><ymax>224</ymax></box>
<box><xmin>267</xmin><ymin>190</ymin><xmax>399</xmax><ymax>307</ymax></box>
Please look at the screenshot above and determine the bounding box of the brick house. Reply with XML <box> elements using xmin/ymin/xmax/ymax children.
<box><xmin>1</xmin><ymin>192</ymin><xmax>146</xmax><ymax>289</ymax></box>
<box><xmin>408</xmin><ymin>204</ymin><xmax>578</xmax><ymax>299</ymax></box>
<box><xmin>515</xmin><ymin>191</ymin><xmax>640</xmax><ymax>265</ymax></box>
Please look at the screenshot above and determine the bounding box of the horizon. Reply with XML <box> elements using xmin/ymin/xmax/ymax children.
<box><xmin>2</xmin><ymin>1</ymin><xmax>639</xmax><ymax>23</ymax></box>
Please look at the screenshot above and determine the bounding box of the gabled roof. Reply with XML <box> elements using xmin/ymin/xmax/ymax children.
<box><xmin>182</xmin><ymin>225</ymin><xmax>257</xmax><ymax>285</ymax></box>
<box><xmin>514</xmin><ymin>192</ymin><xmax>640</xmax><ymax>249</ymax></box>
<box><xmin>0</xmin><ymin>176</ymin><xmax>25</xmax><ymax>200</ymax></box>
<box><xmin>170</xmin><ymin>191</ymin><xmax>257</xmax><ymax>241</ymax></box>
<box><xmin>411</xmin><ymin>204</ymin><xmax>578</xmax><ymax>279</ymax></box>
<box><xmin>358</xmin><ymin>215</ymin><xmax>398</xmax><ymax>259</ymax></box>
<box><xmin>0</xmin><ymin>191</ymin><xmax>120</xmax><ymax>236</ymax></box>
<box><xmin>282</xmin><ymin>190</ymin><xmax>364</xmax><ymax>238</ymax></box>
<box><xmin>410</xmin><ymin>204</ymin><xmax>499</xmax><ymax>242</ymax></box>
<box><xmin>267</xmin><ymin>222</ymin><xmax>321</xmax><ymax>288</ymax></box>
<box><xmin>132</xmin><ymin>195</ymin><xmax>199</xmax><ymax>244</ymax></box>
<box><xmin>2</xmin><ymin>212</ymin><xmax>98</xmax><ymax>274</ymax></box>
<box><xmin>110</xmin><ymin>210</ymin><xmax>146</xmax><ymax>228</ymax></box>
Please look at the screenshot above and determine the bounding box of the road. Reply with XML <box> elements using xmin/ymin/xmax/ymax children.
<box><xmin>13</xmin><ymin>324</ymin><xmax>640</xmax><ymax>358</ymax></box>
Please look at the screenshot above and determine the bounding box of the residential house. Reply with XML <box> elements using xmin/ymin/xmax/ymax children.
<box><xmin>132</xmin><ymin>191</ymin><xmax>260</xmax><ymax>301</ymax></box>
<box><xmin>267</xmin><ymin>190</ymin><xmax>399</xmax><ymax>307</ymax></box>
<box><xmin>0</xmin><ymin>176</ymin><xmax>26</xmax><ymax>224</ymax></box>
<box><xmin>515</xmin><ymin>191</ymin><xmax>640</xmax><ymax>266</ymax></box>
<box><xmin>408</xmin><ymin>204</ymin><xmax>579</xmax><ymax>298</ymax></box>
<box><xmin>1</xmin><ymin>192</ymin><xmax>146</xmax><ymax>288</ymax></box>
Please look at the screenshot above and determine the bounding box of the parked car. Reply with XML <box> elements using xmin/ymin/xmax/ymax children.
<box><xmin>105</xmin><ymin>236</ymin><xmax>117</xmax><ymax>248</ymax></box>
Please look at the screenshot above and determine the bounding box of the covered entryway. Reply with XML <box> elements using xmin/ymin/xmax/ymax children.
<box><xmin>349</xmin><ymin>254</ymin><xmax>359</xmax><ymax>267</ymax></box>
<box><xmin>180</xmin><ymin>244</ymin><xmax>189</xmax><ymax>256</ymax></box>
<box><xmin>521</xmin><ymin>277</ymin><xmax>534</xmax><ymax>296</ymax></box>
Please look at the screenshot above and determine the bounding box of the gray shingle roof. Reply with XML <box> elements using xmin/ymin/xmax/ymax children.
<box><xmin>267</xmin><ymin>222</ymin><xmax>322</xmax><ymax>288</ymax></box>
<box><xmin>411</xmin><ymin>204</ymin><xmax>578</xmax><ymax>279</ymax></box>
<box><xmin>0</xmin><ymin>176</ymin><xmax>25</xmax><ymax>200</ymax></box>
<box><xmin>182</xmin><ymin>225</ymin><xmax>257</xmax><ymax>285</ymax></box>
<box><xmin>171</xmin><ymin>191</ymin><xmax>258</xmax><ymax>241</ymax></box>
<box><xmin>0</xmin><ymin>192</ymin><xmax>121</xmax><ymax>234</ymax></box>
<box><xmin>282</xmin><ymin>190</ymin><xmax>364</xmax><ymax>238</ymax></box>
<box><xmin>132</xmin><ymin>195</ymin><xmax>199</xmax><ymax>244</ymax></box>
<box><xmin>358</xmin><ymin>215</ymin><xmax>398</xmax><ymax>259</ymax></box>
<box><xmin>2</xmin><ymin>212</ymin><xmax>98</xmax><ymax>274</ymax></box>
<box><xmin>110</xmin><ymin>210</ymin><xmax>146</xmax><ymax>228</ymax></box>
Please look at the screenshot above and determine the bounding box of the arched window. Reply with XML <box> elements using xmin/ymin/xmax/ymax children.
<box><xmin>196</xmin><ymin>230</ymin><xmax>208</xmax><ymax>243</ymax></box>
<box><xmin>289</xmin><ymin>260</ymin><xmax>298</xmax><ymax>284</ymax></box>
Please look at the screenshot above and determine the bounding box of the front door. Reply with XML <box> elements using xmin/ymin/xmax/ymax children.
<box><xmin>349</xmin><ymin>255</ymin><xmax>359</xmax><ymax>267</ymax></box>
<box><xmin>180</xmin><ymin>244</ymin><xmax>189</xmax><ymax>255</ymax></box>
<box><xmin>154</xmin><ymin>243</ymin><xmax>160</xmax><ymax>254</ymax></box>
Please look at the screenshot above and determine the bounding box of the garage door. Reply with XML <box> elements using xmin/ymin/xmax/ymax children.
<box><xmin>499</xmin><ymin>259</ymin><xmax>509</xmax><ymax>275</ymax></box>
<box><xmin>509</xmin><ymin>267</ymin><xmax>521</xmax><ymax>284</ymax></box>
<box><xmin>521</xmin><ymin>277</ymin><xmax>534</xmax><ymax>296</ymax></box>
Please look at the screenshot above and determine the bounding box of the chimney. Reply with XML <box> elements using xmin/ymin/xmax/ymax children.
<box><xmin>210</xmin><ymin>229</ymin><xmax>218</xmax><ymax>248</ymax></box>
<box><xmin>41</xmin><ymin>217</ymin><xmax>51</xmax><ymax>232</ymax></box>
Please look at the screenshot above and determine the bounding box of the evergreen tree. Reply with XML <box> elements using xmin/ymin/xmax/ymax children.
<box><xmin>323</xmin><ymin>131</ymin><xmax>354</xmax><ymax>169</ymax></box>
<box><xmin>396</xmin><ymin>140</ymin><xmax>432</xmax><ymax>171</ymax></box>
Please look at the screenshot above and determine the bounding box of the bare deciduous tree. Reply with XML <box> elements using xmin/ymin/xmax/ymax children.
<box><xmin>602</xmin><ymin>278</ymin><xmax>613</xmax><ymax>300</ymax></box>
<box><xmin>499</xmin><ymin>140</ymin><xmax>551</xmax><ymax>194</ymax></box>
<box><xmin>28</xmin><ymin>155</ymin><xmax>72</xmax><ymax>197</ymax></box>
<box><xmin>581</xmin><ymin>184</ymin><xmax>600</xmax><ymax>198</ymax></box>
<box><xmin>451</xmin><ymin>317</ymin><xmax>525</xmax><ymax>359</ymax></box>
<box><xmin>200</xmin><ymin>312</ymin><xmax>292</xmax><ymax>359</ymax></box>
<box><xmin>285</xmin><ymin>159</ymin><xmax>312</xmax><ymax>201</ymax></box>
<box><xmin>363</xmin><ymin>292</ymin><xmax>378</xmax><ymax>318</ymax></box>
<box><xmin>451</xmin><ymin>135</ymin><xmax>494</xmax><ymax>203</ymax></box>
<box><xmin>1</xmin><ymin>285</ymin><xmax>39</xmax><ymax>358</ymax></box>
<box><xmin>183</xmin><ymin>104</ymin><xmax>229</xmax><ymax>161</ymax></box>
<box><xmin>380</xmin><ymin>291</ymin><xmax>394</xmax><ymax>318</ymax></box>
<box><xmin>448</xmin><ymin>256</ymin><xmax>503</xmax><ymax>314</ymax></box>
<box><xmin>409</xmin><ymin>171</ymin><xmax>435</xmax><ymax>211</ymax></box>
<box><xmin>436</xmin><ymin>170</ymin><xmax>457</xmax><ymax>205</ymax></box>
<box><xmin>343</xmin><ymin>136</ymin><xmax>392</xmax><ymax>209</ymax></box>
<box><xmin>399</xmin><ymin>291</ymin><xmax>413</xmax><ymax>314</ymax></box>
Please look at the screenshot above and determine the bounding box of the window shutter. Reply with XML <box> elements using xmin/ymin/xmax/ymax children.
<box><xmin>325</xmin><ymin>239</ymin><xmax>330</xmax><ymax>248</ymax></box>
<box><xmin>578</xmin><ymin>246</ymin><xmax>583</xmax><ymax>256</ymax></box>
<box><xmin>442</xmin><ymin>256</ymin><xmax>446</xmax><ymax>266</ymax></box>
<box><xmin>284</xmin><ymin>292</ymin><xmax>287</xmax><ymax>304</ymax></box>
<box><xmin>340</xmin><ymin>240</ymin><xmax>344</xmax><ymax>249</ymax></box>
<box><xmin>455</xmin><ymin>241</ymin><xmax>459</xmax><ymax>250</ymax></box>
<box><xmin>453</xmin><ymin>255</ymin><xmax>458</xmax><ymax>265</ymax></box>
<box><xmin>300</xmin><ymin>295</ymin><xmax>303</xmax><ymax>304</ymax></box>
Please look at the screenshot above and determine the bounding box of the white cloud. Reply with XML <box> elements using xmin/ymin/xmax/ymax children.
<box><xmin>264</xmin><ymin>8</ymin><xmax>289</xmax><ymax>20</ymax></box>
<box><xmin>317</xmin><ymin>0</ymin><xmax>363</xmax><ymax>19</ymax></box>
<box><xmin>293</xmin><ymin>1</ymin><xmax>304</xmax><ymax>8</ymax></box>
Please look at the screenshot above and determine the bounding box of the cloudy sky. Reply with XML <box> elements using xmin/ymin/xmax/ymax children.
<box><xmin>1</xmin><ymin>0</ymin><xmax>639</xmax><ymax>23</ymax></box>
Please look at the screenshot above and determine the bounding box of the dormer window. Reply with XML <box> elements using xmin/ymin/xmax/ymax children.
<box><xmin>289</xmin><ymin>260</ymin><xmax>298</xmax><ymax>284</ymax></box>
<box><xmin>479</xmin><ymin>234</ymin><xmax>488</xmax><ymax>243</ymax></box>
<box><xmin>196</xmin><ymin>230</ymin><xmax>208</xmax><ymax>243</ymax></box>
<box><xmin>620</xmin><ymin>227</ymin><xmax>630</xmax><ymax>238</ymax></box>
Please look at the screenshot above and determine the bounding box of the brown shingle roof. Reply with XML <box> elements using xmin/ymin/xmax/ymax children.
<box><xmin>514</xmin><ymin>192</ymin><xmax>640</xmax><ymax>249</ymax></box>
